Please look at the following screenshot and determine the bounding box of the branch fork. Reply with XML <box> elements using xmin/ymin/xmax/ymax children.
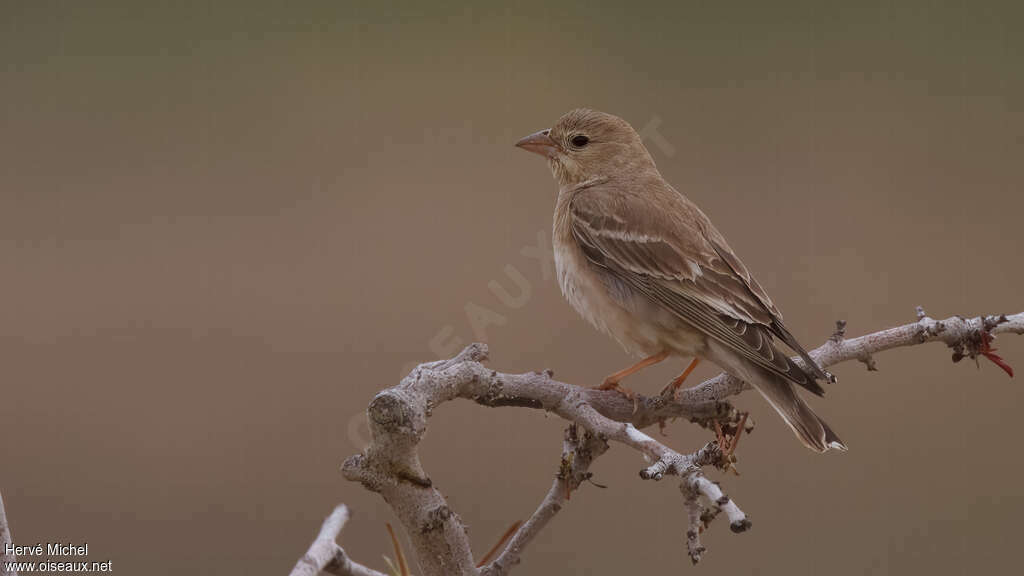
<box><xmin>289</xmin><ymin>308</ymin><xmax>1021</xmax><ymax>575</ymax></box>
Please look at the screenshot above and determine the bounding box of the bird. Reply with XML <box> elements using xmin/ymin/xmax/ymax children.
<box><xmin>515</xmin><ymin>108</ymin><xmax>845</xmax><ymax>452</ymax></box>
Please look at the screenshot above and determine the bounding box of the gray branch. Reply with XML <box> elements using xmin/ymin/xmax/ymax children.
<box><xmin>1</xmin><ymin>490</ymin><xmax>16</xmax><ymax>576</ymax></box>
<box><xmin>288</xmin><ymin>504</ymin><xmax>386</xmax><ymax>576</ymax></box>
<box><xmin>680</xmin><ymin>310</ymin><xmax>1023</xmax><ymax>402</ymax></box>
<box><xmin>293</xmin><ymin>309</ymin><xmax>1021</xmax><ymax>575</ymax></box>
<box><xmin>481</xmin><ymin>424</ymin><xmax>609</xmax><ymax>576</ymax></box>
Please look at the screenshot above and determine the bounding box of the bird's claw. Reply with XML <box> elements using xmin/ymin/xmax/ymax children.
<box><xmin>596</xmin><ymin>378</ymin><xmax>635</xmax><ymax>398</ymax></box>
<box><xmin>594</xmin><ymin>379</ymin><xmax>639</xmax><ymax>413</ymax></box>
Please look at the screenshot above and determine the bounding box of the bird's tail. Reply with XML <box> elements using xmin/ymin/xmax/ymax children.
<box><xmin>756</xmin><ymin>374</ymin><xmax>847</xmax><ymax>453</ymax></box>
<box><xmin>705</xmin><ymin>341</ymin><xmax>846</xmax><ymax>453</ymax></box>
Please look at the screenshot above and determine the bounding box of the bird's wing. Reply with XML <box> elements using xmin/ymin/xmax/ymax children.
<box><xmin>701</xmin><ymin>225</ymin><xmax>831</xmax><ymax>383</ymax></box>
<box><xmin>569</xmin><ymin>181</ymin><xmax>827</xmax><ymax>394</ymax></box>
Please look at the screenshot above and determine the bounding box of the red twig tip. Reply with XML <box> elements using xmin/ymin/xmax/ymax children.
<box><xmin>980</xmin><ymin>332</ymin><xmax>1014</xmax><ymax>378</ymax></box>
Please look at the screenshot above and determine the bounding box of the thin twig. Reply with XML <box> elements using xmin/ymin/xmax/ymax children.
<box><xmin>289</xmin><ymin>505</ymin><xmax>387</xmax><ymax>576</ymax></box>
<box><xmin>679</xmin><ymin>310</ymin><xmax>1023</xmax><ymax>404</ymax></box>
<box><xmin>1</xmin><ymin>490</ymin><xmax>16</xmax><ymax>576</ymax></box>
<box><xmin>481</xmin><ymin>425</ymin><xmax>609</xmax><ymax>576</ymax></box>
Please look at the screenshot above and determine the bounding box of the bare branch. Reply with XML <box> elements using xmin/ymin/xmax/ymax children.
<box><xmin>340</xmin><ymin>348</ymin><xmax>487</xmax><ymax>576</ymax></box>
<box><xmin>687</xmin><ymin>475</ymin><xmax>750</xmax><ymax>533</ymax></box>
<box><xmin>681</xmin><ymin>481</ymin><xmax>706</xmax><ymax>564</ymax></box>
<box><xmin>293</xmin><ymin>309</ymin><xmax>1021</xmax><ymax>575</ymax></box>
<box><xmin>289</xmin><ymin>505</ymin><xmax>386</xmax><ymax>576</ymax></box>
<box><xmin>336</xmin><ymin>343</ymin><xmax>746</xmax><ymax>575</ymax></box>
<box><xmin>679</xmin><ymin>472</ymin><xmax>752</xmax><ymax>564</ymax></box>
<box><xmin>680</xmin><ymin>310</ymin><xmax>1024</xmax><ymax>402</ymax></box>
<box><xmin>481</xmin><ymin>425</ymin><xmax>609</xmax><ymax>576</ymax></box>
<box><xmin>1</xmin><ymin>490</ymin><xmax>16</xmax><ymax>576</ymax></box>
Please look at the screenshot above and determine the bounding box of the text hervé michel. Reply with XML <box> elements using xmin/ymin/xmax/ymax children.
<box><xmin>6</xmin><ymin>542</ymin><xmax>89</xmax><ymax>557</ymax></box>
<box><xmin>4</xmin><ymin>541</ymin><xmax>113</xmax><ymax>572</ymax></box>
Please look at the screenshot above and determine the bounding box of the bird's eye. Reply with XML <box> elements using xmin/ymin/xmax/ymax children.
<box><xmin>570</xmin><ymin>134</ymin><xmax>590</xmax><ymax>148</ymax></box>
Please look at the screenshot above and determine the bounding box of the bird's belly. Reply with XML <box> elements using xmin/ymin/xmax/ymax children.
<box><xmin>554</xmin><ymin>238</ymin><xmax>705</xmax><ymax>357</ymax></box>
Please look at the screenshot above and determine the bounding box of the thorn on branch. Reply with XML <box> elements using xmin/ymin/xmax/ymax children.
<box><xmin>830</xmin><ymin>320</ymin><xmax>847</xmax><ymax>343</ymax></box>
<box><xmin>982</xmin><ymin>314</ymin><xmax>1010</xmax><ymax>332</ymax></box>
<box><xmin>858</xmin><ymin>355</ymin><xmax>879</xmax><ymax>371</ymax></box>
<box><xmin>460</xmin><ymin>342</ymin><xmax>490</xmax><ymax>363</ymax></box>
<box><xmin>341</xmin><ymin>454</ymin><xmax>385</xmax><ymax>493</ymax></box>
<box><xmin>914</xmin><ymin>309</ymin><xmax>947</xmax><ymax>342</ymax></box>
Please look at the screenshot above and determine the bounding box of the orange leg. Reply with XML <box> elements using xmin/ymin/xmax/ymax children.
<box><xmin>660</xmin><ymin>358</ymin><xmax>701</xmax><ymax>398</ymax></box>
<box><xmin>713</xmin><ymin>419</ymin><xmax>726</xmax><ymax>448</ymax></box>
<box><xmin>597</xmin><ymin>351</ymin><xmax>670</xmax><ymax>396</ymax></box>
<box><xmin>725</xmin><ymin>412</ymin><xmax>749</xmax><ymax>459</ymax></box>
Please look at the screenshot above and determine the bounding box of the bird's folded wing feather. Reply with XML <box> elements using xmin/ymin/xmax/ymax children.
<box><xmin>569</xmin><ymin>181</ymin><xmax>827</xmax><ymax>394</ymax></box>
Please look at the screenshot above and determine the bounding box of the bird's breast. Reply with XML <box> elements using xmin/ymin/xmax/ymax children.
<box><xmin>552</xmin><ymin>217</ymin><xmax>706</xmax><ymax>358</ymax></box>
<box><xmin>554</xmin><ymin>225</ymin><xmax>664</xmax><ymax>356</ymax></box>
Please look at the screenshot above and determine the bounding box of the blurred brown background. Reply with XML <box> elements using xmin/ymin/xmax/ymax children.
<box><xmin>2</xmin><ymin>1</ymin><xmax>1022</xmax><ymax>575</ymax></box>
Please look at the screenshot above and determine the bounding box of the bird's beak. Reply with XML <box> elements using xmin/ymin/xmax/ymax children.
<box><xmin>515</xmin><ymin>129</ymin><xmax>558</xmax><ymax>158</ymax></box>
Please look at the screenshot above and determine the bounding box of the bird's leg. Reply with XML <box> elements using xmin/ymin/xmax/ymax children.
<box><xmin>661</xmin><ymin>358</ymin><xmax>701</xmax><ymax>400</ymax></box>
<box><xmin>712</xmin><ymin>419</ymin><xmax>727</xmax><ymax>453</ymax></box>
<box><xmin>708</xmin><ymin>412</ymin><xmax>749</xmax><ymax>475</ymax></box>
<box><xmin>597</xmin><ymin>351</ymin><xmax>670</xmax><ymax>398</ymax></box>
<box><xmin>724</xmin><ymin>412</ymin><xmax>748</xmax><ymax>461</ymax></box>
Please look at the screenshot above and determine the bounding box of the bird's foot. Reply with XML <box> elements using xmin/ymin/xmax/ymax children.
<box><xmin>713</xmin><ymin>419</ymin><xmax>727</xmax><ymax>450</ymax></box>
<box><xmin>595</xmin><ymin>378</ymin><xmax>639</xmax><ymax>413</ymax></box>
<box><xmin>596</xmin><ymin>377</ymin><xmax>636</xmax><ymax>399</ymax></box>
<box><xmin>599</xmin><ymin>352</ymin><xmax>669</xmax><ymax>395</ymax></box>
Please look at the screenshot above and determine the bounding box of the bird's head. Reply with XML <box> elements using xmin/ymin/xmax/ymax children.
<box><xmin>516</xmin><ymin>108</ymin><xmax>657</xmax><ymax>188</ymax></box>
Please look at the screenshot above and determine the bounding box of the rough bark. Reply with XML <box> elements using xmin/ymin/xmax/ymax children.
<box><xmin>293</xmin><ymin>309</ymin><xmax>1021</xmax><ymax>575</ymax></box>
<box><xmin>288</xmin><ymin>504</ymin><xmax>387</xmax><ymax>576</ymax></box>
